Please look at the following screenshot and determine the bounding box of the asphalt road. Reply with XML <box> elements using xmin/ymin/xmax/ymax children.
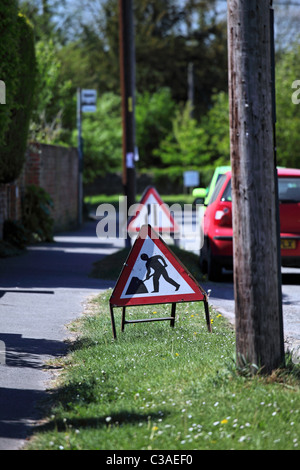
<box><xmin>176</xmin><ymin>210</ymin><xmax>300</xmax><ymax>361</ymax></box>
<box><xmin>203</xmin><ymin>269</ymin><xmax>300</xmax><ymax>362</ymax></box>
<box><xmin>0</xmin><ymin>213</ymin><xmax>299</xmax><ymax>450</ymax></box>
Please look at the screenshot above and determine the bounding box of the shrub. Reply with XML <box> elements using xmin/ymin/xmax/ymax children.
<box><xmin>3</xmin><ymin>219</ymin><xmax>28</xmax><ymax>249</ymax></box>
<box><xmin>22</xmin><ymin>185</ymin><xmax>54</xmax><ymax>243</ymax></box>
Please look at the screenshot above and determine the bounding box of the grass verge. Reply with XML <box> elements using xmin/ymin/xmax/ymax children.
<box><xmin>84</xmin><ymin>193</ymin><xmax>194</xmax><ymax>209</ymax></box>
<box><xmin>89</xmin><ymin>244</ymin><xmax>203</xmax><ymax>282</ymax></box>
<box><xmin>26</xmin><ymin>290</ymin><xmax>300</xmax><ymax>451</ymax></box>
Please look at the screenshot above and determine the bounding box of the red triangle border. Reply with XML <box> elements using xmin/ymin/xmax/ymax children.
<box><xmin>127</xmin><ymin>186</ymin><xmax>180</xmax><ymax>234</ymax></box>
<box><xmin>110</xmin><ymin>225</ymin><xmax>207</xmax><ymax>307</ymax></box>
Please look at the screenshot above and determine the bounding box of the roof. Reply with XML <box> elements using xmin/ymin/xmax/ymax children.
<box><xmin>277</xmin><ymin>168</ymin><xmax>300</xmax><ymax>177</ymax></box>
<box><xmin>225</xmin><ymin>168</ymin><xmax>300</xmax><ymax>177</ymax></box>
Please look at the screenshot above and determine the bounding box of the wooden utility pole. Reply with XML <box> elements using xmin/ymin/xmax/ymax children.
<box><xmin>119</xmin><ymin>0</ymin><xmax>137</xmax><ymax>246</ymax></box>
<box><xmin>227</xmin><ymin>0</ymin><xmax>285</xmax><ymax>374</ymax></box>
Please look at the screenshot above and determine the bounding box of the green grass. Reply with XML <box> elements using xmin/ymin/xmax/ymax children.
<box><xmin>84</xmin><ymin>193</ymin><xmax>194</xmax><ymax>209</ymax></box>
<box><xmin>26</xmin><ymin>291</ymin><xmax>300</xmax><ymax>451</ymax></box>
<box><xmin>90</xmin><ymin>244</ymin><xmax>203</xmax><ymax>282</ymax></box>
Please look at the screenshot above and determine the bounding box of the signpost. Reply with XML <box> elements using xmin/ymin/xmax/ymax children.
<box><xmin>0</xmin><ymin>80</ymin><xmax>5</xmax><ymax>104</ymax></box>
<box><xmin>81</xmin><ymin>89</ymin><xmax>97</xmax><ymax>113</ymax></box>
<box><xmin>127</xmin><ymin>186</ymin><xmax>180</xmax><ymax>236</ymax></box>
<box><xmin>183</xmin><ymin>171</ymin><xmax>199</xmax><ymax>190</ymax></box>
<box><xmin>109</xmin><ymin>224</ymin><xmax>211</xmax><ymax>339</ymax></box>
<box><xmin>76</xmin><ymin>88</ymin><xmax>97</xmax><ymax>225</ymax></box>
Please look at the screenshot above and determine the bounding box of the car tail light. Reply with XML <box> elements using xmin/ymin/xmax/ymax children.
<box><xmin>214</xmin><ymin>203</ymin><xmax>232</xmax><ymax>227</ymax></box>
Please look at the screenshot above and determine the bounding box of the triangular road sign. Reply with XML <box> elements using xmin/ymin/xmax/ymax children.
<box><xmin>127</xmin><ymin>186</ymin><xmax>180</xmax><ymax>234</ymax></box>
<box><xmin>110</xmin><ymin>224</ymin><xmax>207</xmax><ymax>307</ymax></box>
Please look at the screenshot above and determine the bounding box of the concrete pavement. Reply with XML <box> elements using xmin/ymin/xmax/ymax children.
<box><xmin>202</xmin><ymin>270</ymin><xmax>300</xmax><ymax>363</ymax></box>
<box><xmin>0</xmin><ymin>220</ymin><xmax>123</xmax><ymax>450</ymax></box>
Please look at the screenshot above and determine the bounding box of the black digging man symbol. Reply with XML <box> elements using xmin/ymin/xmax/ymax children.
<box><xmin>125</xmin><ymin>253</ymin><xmax>180</xmax><ymax>296</ymax></box>
<box><xmin>143</xmin><ymin>253</ymin><xmax>180</xmax><ymax>293</ymax></box>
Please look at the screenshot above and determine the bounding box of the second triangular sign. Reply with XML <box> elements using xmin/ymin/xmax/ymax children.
<box><xmin>127</xmin><ymin>186</ymin><xmax>180</xmax><ymax>235</ymax></box>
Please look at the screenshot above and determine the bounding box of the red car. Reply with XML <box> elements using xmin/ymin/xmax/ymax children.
<box><xmin>200</xmin><ymin>168</ymin><xmax>300</xmax><ymax>281</ymax></box>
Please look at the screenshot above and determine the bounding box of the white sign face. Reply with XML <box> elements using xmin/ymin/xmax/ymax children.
<box><xmin>81</xmin><ymin>89</ymin><xmax>97</xmax><ymax>112</ymax></box>
<box><xmin>110</xmin><ymin>224</ymin><xmax>207</xmax><ymax>308</ymax></box>
<box><xmin>183</xmin><ymin>171</ymin><xmax>199</xmax><ymax>187</ymax></box>
<box><xmin>81</xmin><ymin>105</ymin><xmax>97</xmax><ymax>112</ymax></box>
<box><xmin>0</xmin><ymin>81</ymin><xmax>6</xmax><ymax>104</ymax></box>
<box><xmin>120</xmin><ymin>235</ymin><xmax>195</xmax><ymax>300</ymax></box>
<box><xmin>127</xmin><ymin>187</ymin><xmax>179</xmax><ymax>234</ymax></box>
<box><xmin>0</xmin><ymin>340</ymin><xmax>5</xmax><ymax>365</ymax></box>
<box><xmin>129</xmin><ymin>196</ymin><xmax>174</xmax><ymax>232</ymax></box>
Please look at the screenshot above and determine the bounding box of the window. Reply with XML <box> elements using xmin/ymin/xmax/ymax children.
<box><xmin>278</xmin><ymin>177</ymin><xmax>300</xmax><ymax>203</ymax></box>
<box><xmin>208</xmin><ymin>174</ymin><xmax>227</xmax><ymax>205</ymax></box>
<box><xmin>220</xmin><ymin>180</ymin><xmax>232</xmax><ymax>202</ymax></box>
<box><xmin>214</xmin><ymin>176</ymin><xmax>300</xmax><ymax>203</ymax></box>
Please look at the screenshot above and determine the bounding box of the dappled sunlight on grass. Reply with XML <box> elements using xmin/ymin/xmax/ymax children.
<box><xmin>27</xmin><ymin>290</ymin><xmax>300</xmax><ymax>450</ymax></box>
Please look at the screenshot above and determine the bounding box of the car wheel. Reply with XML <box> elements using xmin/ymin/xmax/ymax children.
<box><xmin>199</xmin><ymin>238</ymin><xmax>208</xmax><ymax>274</ymax></box>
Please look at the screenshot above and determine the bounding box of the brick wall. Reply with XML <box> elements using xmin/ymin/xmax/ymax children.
<box><xmin>0</xmin><ymin>143</ymin><xmax>79</xmax><ymax>239</ymax></box>
<box><xmin>28</xmin><ymin>143</ymin><xmax>79</xmax><ymax>232</ymax></box>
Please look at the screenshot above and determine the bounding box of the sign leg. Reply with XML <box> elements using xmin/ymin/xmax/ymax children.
<box><xmin>204</xmin><ymin>299</ymin><xmax>212</xmax><ymax>332</ymax></box>
<box><xmin>121</xmin><ymin>306</ymin><xmax>126</xmax><ymax>331</ymax></box>
<box><xmin>110</xmin><ymin>304</ymin><xmax>117</xmax><ymax>339</ymax></box>
<box><xmin>170</xmin><ymin>303</ymin><xmax>176</xmax><ymax>327</ymax></box>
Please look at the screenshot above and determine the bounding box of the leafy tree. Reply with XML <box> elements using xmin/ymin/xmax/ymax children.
<box><xmin>18</xmin><ymin>0</ymin><xmax>229</xmax><ymax>187</ymax></box>
<box><xmin>134</xmin><ymin>0</ymin><xmax>228</xmax><ymax>115</ymax></box>
<box><xmin>153</xmin><ymin>91</ymin><xmax>229</xmax><ymax>176</ymax></box>
<box><xmin>19</xmin><ymin>0</ymin><xmax>75</xmax><ymax>144</ymax></box>
<box><xmin>57</xmin><ymin>39</ymin><xmax>102</xmax><ymax>92</ymax></box>
<box><xmin>29</xmin><ymin>39</ymin><xmax>72</xmax><ymax>143</ymax></box>
<box><xmin>66</xmin><ymin>0</ymin><xmax>228</xmax><ymax>116</ymax></box>
<box><xmin>135</xmin><ymin>87</ymin><xmax>177</xmax><ymax>168</ymax></box>
<box><xmin>71</xmin><ymin>92</ymin><xmax>122</xmax><ymax>183</ymax></box>
<box><xmin>58</xmin><ymin>0</ymin><xmax>121</xmax><ymax>94</ymax></box>
<box><xmin>19</xmin><ymin>0</ymin><xmax>69</xmax><ymax>41</ymax></box>
<box><xmin>67</xmin><ymin>88</ymin><xmax>177</xmax><ymax>182</ymax></box>
<box><xmin>154</xmin><ymin>101</ymin><xmax>210</xmax><ymax>168</ymax></box>
<box><xmin>199</xmin><ymin>91</ymin><xmax>230</xmax><ymax>167</ymax></box>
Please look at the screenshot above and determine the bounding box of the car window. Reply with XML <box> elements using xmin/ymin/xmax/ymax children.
<box><xmin>215</xmin><ymin>173</ymin><xmax>223</xmax><ymax>184</ymax></box>
<box><xmin>209</xmin><ymin>176</ymin><xmax>300</xmax><ymax>204</ymax></box>
<box><xmin>220</xmin><ymin>180</ymin><xmax>232</xmax><ymax>202</ymax></box>
<box><xmin>278</xmin><ymin>177</ymin><xmax>300</xmax><ymax>203</ymax></box>
<box><xmin>215</xmin><ymin>177</ymin><xmax>300</xmax><ymax>203</ymax></box>
<box><xmin>208</xmin><ymin>174</ymin><xmax>227</xmax><ymax>205</ymax></box>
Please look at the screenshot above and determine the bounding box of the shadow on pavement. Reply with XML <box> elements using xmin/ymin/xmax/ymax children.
<box><xmin>0</xmin><ymin>333</ymin><xmax>68</xmax><ymax>368</ymax></box>
<box><xmin>0</xmin><ymin>387</ymin><xmax>47</xmax><ymax>442</ymax></box>
<box><xmin>0</xmin><ymin>221</ymin><xmax>122</xmax><ymax>290</ymax></box>
<box><xmin>282</xmin><ymin>272</ymin><xmax>300</xmax><ymax>285</ymax></box>
<box><xmin>0</xmin><ymin>221</ymin><xmax>122</xmax><ymax>449</ymax></box>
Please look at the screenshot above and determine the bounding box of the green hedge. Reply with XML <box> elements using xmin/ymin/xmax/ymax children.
<box><xmin>0</xmin><ymin>7</ymin><xmax>36</xmax><ymax>184</ymax></box>
<box><xmin>0</xmin><ymin>1</ymin><xmax>20</xmax><ymax>148</ymax></box>
<box><xmin>140</xmin><ymin>166</ymin><xmax>206</xmax><ymax>195</ymax></box>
